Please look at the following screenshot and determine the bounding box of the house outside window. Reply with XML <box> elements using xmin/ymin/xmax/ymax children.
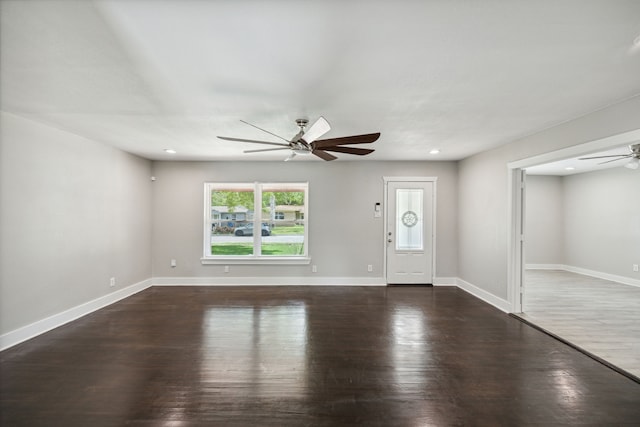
<box><xmin>203</xmin><ymin>182</ymin><xmax>309</xmax><ymax>264</ymax></box>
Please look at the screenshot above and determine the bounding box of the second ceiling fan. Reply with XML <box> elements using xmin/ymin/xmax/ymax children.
<box><xmin>218</xmin><ymin>116</ymin><xmax>380</xmax><ymax>161</ymax></box>
<box><xmin>579</xmin><ymin>143</ymin><xmax>640</xmax><ymax>170</ymax></box>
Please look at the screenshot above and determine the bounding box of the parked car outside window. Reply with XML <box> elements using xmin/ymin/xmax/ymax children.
<box><xmin>234</xmin><ymin>223</ymin><xmax>271</xmax><ymax>236</ymax></box>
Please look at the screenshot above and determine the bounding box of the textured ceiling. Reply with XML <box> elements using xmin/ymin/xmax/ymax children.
<box><xmin>1</xmin><ymin>0</ymin><xmax>640</xmax><ymax>163</ymax></box>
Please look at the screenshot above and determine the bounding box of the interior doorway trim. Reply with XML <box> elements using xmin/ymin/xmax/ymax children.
<box><xmin>506</xmin><ymin>128</ymin><xmax>640</xmax><ymax>313</ymax></box>
<box><xmin>382</xmin><ymin>176</ymin><xmax>437</xmax><ymax>285</ymax></box>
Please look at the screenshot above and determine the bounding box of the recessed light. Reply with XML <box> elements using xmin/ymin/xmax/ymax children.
<box><xmin>565</xmin><ymin>166</ymin><xmax>575</xmax><ymax>171</ymax></box>
<box><xmin>164</xmin><ymin>149</ymin><xmax>177</xmax><ymax>154</ymax></box>
<box><xmin>429</xmin><ymin>149</ymin><xmax>440</xmax><ymax>155</ymax></box>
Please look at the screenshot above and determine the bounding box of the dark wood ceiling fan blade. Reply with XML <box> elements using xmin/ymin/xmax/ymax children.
<box><xmin>217</xmin><ymin>136</ymin><xmax>290</xmax><ymax>147</ymax></box>
<box><xmin>312</xmin><ymin>150</ymin><xmax>338</xmax><ymax>161</ymax></box>
<box><xmin>578</xmin><ymin>154</ymin><xmax>630</xmax><ymax>160</ymax></box>
<box><xmin>313</xmin><ymin>132</ymin><xmax>381</xmax><ymax>149</ymax></box>
<box><xmin>244</xmin><ymin>147</ymin><xmax>291</xmax><ymax>153</ymax></box>
<box><xmin>321</xmin><ymin>146</ymin><xmax>374</xmax><ymax>156</ymax></box>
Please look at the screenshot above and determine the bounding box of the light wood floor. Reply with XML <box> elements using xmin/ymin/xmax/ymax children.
<box><xmin>520</xmin><ymin>269</ymin><xmax>640</xmax><ymax>379</ymax></box>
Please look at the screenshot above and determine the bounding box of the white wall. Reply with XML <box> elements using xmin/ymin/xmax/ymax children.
<box><xmin>458</xmin><ymin>95</ymin><xmax>640</xmax><ymax>301</ymax></box>
<box><xmin>151</xmin><ymin>161</ymin><xmax>458</xmax><ymax>281</ymax></box>
<box><xmin>525</xmin><ymin>175</ymin><xmax>564</xmax><ymax>265</ymax></box>
<box><xmin>0</xmin><ymin>113</ymin><xmax>153</xmax><ymax>335</ymax></box>
<box><xmin>563</xmin><ymin>167</ymin><xmax>640</xmax><ymax>278</ymax></box>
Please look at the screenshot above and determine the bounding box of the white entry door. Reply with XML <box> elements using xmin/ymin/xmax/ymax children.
<box><xmin>385</xmin><ymin>179</ymin><xmax>435</xmax><ymax>284</ymax></box>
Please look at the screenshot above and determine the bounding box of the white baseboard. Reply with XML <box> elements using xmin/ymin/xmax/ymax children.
<box><xmin>153</xmin><ymin>276</ymin><xmax>387</xmax><ymax>286</ymax></box>
<box><xmin>456</xmin><ymin>278</ymin><xmax>511</xmax><ymax>313</ymax></box>
<box><xmin>433</xmin><ymin>277</ymin><xmax>457</xmax><ymax>286</ymax></box>
<box><xmin>527</xmin><ymin>264</ymin><xmax>640</xmax><ymax>288</ymax></box>
<box><xmin>0</xmin><ymin>278</ymin><xmax>152</xmax><ymax>351</ymax></box>
<box><xmin>526</xmin><ymin>264</ymin><xmax>564</xmax><ymax>270</ymax></box>
<box><xmin>155</xmin><ymin>276</ymin><xmax>459</xmax><ymax>287</ymax></box>
<box><xmin>562</xmin><ymin>265</ymin><xmax>640</xmax><ymax>288</ymax></box>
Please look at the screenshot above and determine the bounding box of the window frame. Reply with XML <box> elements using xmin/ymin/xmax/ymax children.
<box><xmin>202</xmin><ymin>182</ymin><xmax>310</xmax><ymax>265</ymax></box>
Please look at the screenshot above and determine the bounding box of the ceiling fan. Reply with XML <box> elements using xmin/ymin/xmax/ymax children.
<box><xmin>579</xmin><ymin>143</ymin><xmax>640</xmax><ymax>170</ymax></box>
<box><xmin>217</xmin><ymin>116</ymin><xmax>380</xmax><ymax>161</ymax></box>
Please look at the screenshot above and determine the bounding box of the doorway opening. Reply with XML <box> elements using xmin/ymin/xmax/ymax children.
<box><xmin>507</xmin><ymin>128</ymin><xmax>640</xmax><ymax>313</ymax></box>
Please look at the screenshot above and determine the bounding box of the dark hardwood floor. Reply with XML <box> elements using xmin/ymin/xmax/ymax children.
<box><xmin>2</xmin><ymin>286</ymin><xmax>640</xmax><ymax>426</ymax></box>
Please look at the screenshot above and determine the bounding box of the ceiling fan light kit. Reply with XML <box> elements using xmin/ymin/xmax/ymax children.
<box><xmin>218</xmin><ymin>116</ymin><xmax>380</xmax><ymax>161</ymax></box>
<box><xmin>624</xmin><ymin>157</ymin><xmax>640</xmax><ymax>170</ymax></box>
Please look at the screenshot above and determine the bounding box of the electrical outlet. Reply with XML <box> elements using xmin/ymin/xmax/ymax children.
<box><xmin>312</xmin><ymin>265</ymin><xmax>317</xmax><ymax>273</ymax></box>
<box><xmin>109</xmin><ymin>277</ymin><xmax>116</xmax><ymax>287</ymax></box>
<box><xmin>633</xmin><ymin>264</ymin><xmax>639</xmax><ymax>272</ymax></box>
<box><xmin>224</xmin><ymin>265</ymin><xmax>230</xmax><ymax>273</ymax></box>
<box><xmin>367</xmin><ymin>264</ymin><xmax>373</xmax><ymax>272</ymax></box>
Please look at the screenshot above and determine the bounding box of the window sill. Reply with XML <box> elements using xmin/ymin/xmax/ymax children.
<box><xmin>201</xmin><ymin>257</ymin><xmax>311</xmax><ymax>265</ymax></box>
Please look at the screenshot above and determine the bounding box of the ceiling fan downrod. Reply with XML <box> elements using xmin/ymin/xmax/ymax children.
<box><xmin>293</xmin><ymin>118</ymin><xmax>312</xmax><ymax>153</ymax></box>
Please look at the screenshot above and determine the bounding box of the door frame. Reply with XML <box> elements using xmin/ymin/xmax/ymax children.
<box><xmin>507</xmin><ymin>128</ymin><xmax>640</xmax><ymax>313</ymax></box>
<box><xmin>383</xmin><ymin>176</ymin><xmax>437</xmax><ymax>285</ymax></box>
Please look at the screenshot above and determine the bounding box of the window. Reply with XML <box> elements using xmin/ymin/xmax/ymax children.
<box><xmin>203</xmin><ymin>182</ymin><xmax>309</xmax><ymax>264</ymax></box>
